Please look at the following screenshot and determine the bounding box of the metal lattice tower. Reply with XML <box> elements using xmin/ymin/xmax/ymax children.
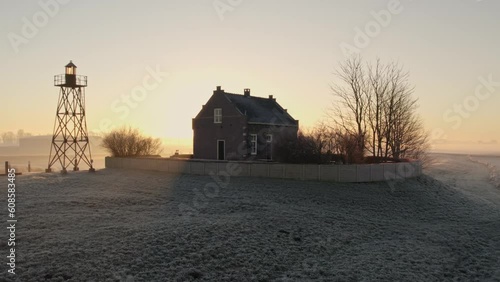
<box><xmin>46</xmin><ymin>61</ymin><xmax>95</xmax><ymax>173</ymax></box>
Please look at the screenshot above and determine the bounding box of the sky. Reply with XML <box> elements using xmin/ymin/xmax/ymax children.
<box><xmin>1</xmin><ymin>0</ymin><xmax>499</xmax><ymax>154</ymax></box>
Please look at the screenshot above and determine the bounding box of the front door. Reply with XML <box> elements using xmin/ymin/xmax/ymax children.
<box><xmin>217</xmin><ymin>140</ymin><xmax>225</xmax><ymax>160</ymax></box>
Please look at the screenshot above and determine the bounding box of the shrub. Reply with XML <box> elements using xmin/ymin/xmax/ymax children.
<box><xmin>101</xmin><ymin>127</ymin><xmax>163</xmax><ymax>157</ymax></box>
<box><xmin>274</xmin><ymin>131</ymin><xmax>328</xmax><ymax>164</ymax></box>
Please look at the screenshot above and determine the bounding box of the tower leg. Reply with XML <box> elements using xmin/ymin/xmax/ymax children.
<box><xmin>89</xmin><ymin>159</ymin><xmax>95</xmax><ymax>172</ymax></box>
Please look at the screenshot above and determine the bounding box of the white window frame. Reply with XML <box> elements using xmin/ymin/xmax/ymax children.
<box><xmin>266</xmin><ymin>134</ymin><xmax>272</xmax><ymax>143</ymax></box>
<box><xmin>250</xmin><ymin>134</ymin><xmax>257</xmax><ymax>155</ymax></box>
<box><xmin>214</xmin><ymin>108</ymin><xmax>222</xmax><ymax>123</ymax></box>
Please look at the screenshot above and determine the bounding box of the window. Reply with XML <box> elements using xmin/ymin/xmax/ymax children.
<box><xmin>250</xmin><ymin>134</ymin><xmax>257</xmax><ymax>155</ymax></box>
<box><xmin>266</xmin><ymin>134</ymin><xmax>272</xmax><ymax>143</ymax></box>
<box><xmin>214</xmin><ymin>108</ymin><xmax>222</xmax><ymax>123</ymax></box>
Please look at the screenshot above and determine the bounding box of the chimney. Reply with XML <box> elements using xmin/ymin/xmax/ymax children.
<box><xmin>244</xmin><ymin>88</ymin><xmax>250</xmax><ymax>97</ymax></box>
<box><xmin>214</xmin><ymin>86</ymin><xmax>224</xmax><ymax>94</ymax></box>
<box><xmin>268</xmin><ymin>95</ymin><xmax>273</xmax><ymax>99</ymax></box>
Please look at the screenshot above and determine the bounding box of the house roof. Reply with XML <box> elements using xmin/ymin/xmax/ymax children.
<box><xmin>223</xmin><ymin>92</ymin><xmax>298</xmax><ymax>126</ymax></box>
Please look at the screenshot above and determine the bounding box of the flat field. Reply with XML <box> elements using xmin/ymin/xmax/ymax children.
<box><xmin>1</xmin><ymin>154</ymin><xmax>499</xmax><ymax>281</ymax></box>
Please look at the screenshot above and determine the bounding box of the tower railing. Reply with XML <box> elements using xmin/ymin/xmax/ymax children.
<box><xmin>54</xmin><ymin>74</ymin><xmax>87</xmax><ymax>87</ymax></box>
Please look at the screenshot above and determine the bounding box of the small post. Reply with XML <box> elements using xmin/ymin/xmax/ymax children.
<box><xmin>28</xmin><ymin>161</ymin><xmax>31</xmax><ymax>173</ymax></box>
<box><xmin>4</xmin><ymin>161</ymin><xmax>8</xmax><ymax>175</ymax></box>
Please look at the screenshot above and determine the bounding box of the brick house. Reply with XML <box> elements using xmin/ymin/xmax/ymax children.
<box><xmin>192</xmin><ymin>86</ymin><xmax>299</xmax><ymax>160</ymax></box>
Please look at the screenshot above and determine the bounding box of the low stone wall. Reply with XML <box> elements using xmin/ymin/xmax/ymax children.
<box><xmin>105</xmin><ymin>157</ymin><xmax>422</xmax><ymax>183</ymax></box>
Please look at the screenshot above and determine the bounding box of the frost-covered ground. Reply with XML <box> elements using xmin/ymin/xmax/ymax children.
<box><xmin>469</xmin><ymin>154</ymin><xmax>500</xmax><ymax>190</ymax></box>
<box><xmin>1</xmin><ymin>154</ymin><xmax>500</xmax><ymax>281</ymax></box>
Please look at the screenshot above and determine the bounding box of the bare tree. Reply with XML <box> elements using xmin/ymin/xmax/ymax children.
<box><xmin>328</xmin><ymin>57</ymin><xmax>429</xmax><ymax>163</ymax></box>
<box><xmin>328</xmin><ymin>56</ymin><xmax>369</xmax><ymax>160</ymax></box>
<box><xmin>1</xmin><ymin>132</ymin><xmax>15</xmax><ymax>145</ymax></box>
<box><xmin>367</xmin><ymin>59</ymin><xmax>390</xmax><ymax>157</ymax></box>
<box><xmin>15</xmin><ymin>129</ymin><xmax>32</xmax><ymax>141</ymax></box>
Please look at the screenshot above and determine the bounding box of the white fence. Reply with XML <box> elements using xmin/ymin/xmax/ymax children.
<box><xmin>105</xmin><ymin>157</ymin><xmax>422</xmax><ymax>183</ymax></box>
